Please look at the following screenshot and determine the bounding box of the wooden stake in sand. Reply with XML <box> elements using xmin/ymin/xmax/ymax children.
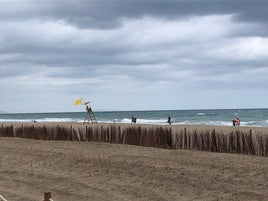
<box><xmin>44</xmin><ymin>192</ymin><xmax>53</xmax><ymax>201</ymax></box>
<box><xmin>0</xmin><ymin>195</ymin><xmax>8</xmax><ymax>201</ymax></box>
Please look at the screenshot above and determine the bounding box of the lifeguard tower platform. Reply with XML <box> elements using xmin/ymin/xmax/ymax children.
<box><xmin>84</xmin><ymin>105</ymin><xmax>97</xmax><ymax>123</ymax></box>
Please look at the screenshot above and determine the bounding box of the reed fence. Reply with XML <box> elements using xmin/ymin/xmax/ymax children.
<box><xmin>0</xmin><ymin>124</ymin><xmax>267</xmax><ymax>156</ymax></box>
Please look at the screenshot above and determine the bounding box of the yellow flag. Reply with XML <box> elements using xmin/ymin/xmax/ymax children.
<box><xmin>74</xmin><ymin>98</ymin><xmax>82</xmax><ymax>105</ymax></box>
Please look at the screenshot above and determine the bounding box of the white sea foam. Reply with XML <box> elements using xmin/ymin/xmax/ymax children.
<box><xmin>113</xmin><ymin>118</ymin><xmax>167</xmax><ymax>125</ymax></box>
<box><xmin>197</xmin><ymin>113</ymin><xmax>206</xmax><ymax>116</ymax></box>
<box><xmin>0</xmin><ymin>119</ymin><xmax>35</xmax><ymax>123</ymax></box>
<box><xmin>38</xmin><ymin>118</ymin><xmax>75</xmax><ymax>122</ymax></box>
<box><xmin>0</xmin><ymin>118</ymin><xmax>81</xmax><ymax>123</ymax></box>
<box><xmin>174</xmin><ymin>120</ymin><xmax>231</xmax><ymax>126</ymax></box>
<box><xmin>197</xmin><ymin>112</ymin><xmax>216</xmax><ymax>116</ymax></box>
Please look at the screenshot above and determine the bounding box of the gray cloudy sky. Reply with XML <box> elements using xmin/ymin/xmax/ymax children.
<box><xmin>1</xmin><ymin>0</ymin><xmax>268</xmax><ymax>113</ymax></box>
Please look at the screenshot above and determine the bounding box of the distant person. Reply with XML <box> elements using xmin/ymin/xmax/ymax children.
<box><xmin>86</xmin><ymin>105</ymin><xmax>92</xmax><ymax>113</ymax></box>
<box><xmin>236</xmin><ymin>117</ymin><xmax>240</xmax><ymax>126</ymax></box>
<box><xmin>232</xmin><ymin>117</ymin><xmax>240</xmax><ymax>126</ymax></box>
<box><xmin>167</xmin><ymin>116</ymin><xmax>172</xmax><ymax>125</ymax></box>
<box><xmin>131</xmin><ymin>116</ymin><xmax>137</xmax><ymax>124</ymax></box>
<box><xmin>232</xmin><ymin>119</ymin><xmax>236</xmax><ymax>126</ymax></box>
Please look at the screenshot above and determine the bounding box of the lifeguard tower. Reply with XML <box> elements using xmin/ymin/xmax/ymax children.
<box><xmin>84</xmin><ymin>104</ymin><xmax>97</xmax><ymax>123</ymax></box>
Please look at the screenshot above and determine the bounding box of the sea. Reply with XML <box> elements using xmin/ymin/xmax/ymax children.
<box><xmin>1</xmin><ymin>108</ymin><xmax>268</xmax><ymax>127</ymax></box>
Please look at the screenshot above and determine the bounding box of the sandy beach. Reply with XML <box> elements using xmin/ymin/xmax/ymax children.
<box><xmin>0</xmin><ymin>126</ymin><xmax>267</xmax><ymax>201</ymax></box>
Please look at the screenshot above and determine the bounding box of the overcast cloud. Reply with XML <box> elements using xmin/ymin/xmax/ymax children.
<box><xmin>1</xmin><ymin>0</ymin><xmax>268</xmax><ymax>113</ymax></box>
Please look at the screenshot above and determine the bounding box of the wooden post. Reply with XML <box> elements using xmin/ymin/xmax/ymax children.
<box><xmin>21</xmin><ymin>124</ymin><xmax>24</xmax><ymax>137</ymax></box>
<box><xmin>100</xmin><ymin>126</ymin><xmax>103</xmax><ymax>141</ymax></box>
<box><xmin>0</xmin><ymin>194</ymin><xmax>8</xmax><ymax>201</ymax></box>
<box><xmin>86</xmin><ymin>125</ymin><xmax>88</xmax><ymax>141</ymax></box>
<box><xmin>212</xmin><ymin>129</ymin><xmax>217</xmax><ymax>152</ymax></box>
<box><xmin>118</xmin><ymin>126</ymin><xmax>121</xmax><ymax>143</ymax></box>
<box><xmin>183</xmin><ymin>128</ymin><xmax>187</xmax><ymax>149</ymax></box>
<box><xmin>44</xmin><ymin>192</ymin><xmax>51</xmax><ymax>201</ymax></box>
<box><xmin>11</xmin><ymin>124</ymin><xmax>14</xmax><ymax>137</ymax></box>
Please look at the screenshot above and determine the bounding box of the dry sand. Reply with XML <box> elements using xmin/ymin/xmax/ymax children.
<box><xmin>0</xmin><ymin>136</ymin><xmax>267</xmax><ymax>201</ymax></box>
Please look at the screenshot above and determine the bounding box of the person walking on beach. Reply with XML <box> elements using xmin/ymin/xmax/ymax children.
<box><xmin>167</xmin><ymin>116</ymin><xmax>172</xmax><ymax>125</ymax></box>
<box><xmin>232</xmin><ymin>118</ymin><xmax>236</xmax><ymax>126</ymax></box>
<box><xmin>131</xmin><ymin>116</ymin><xmax>137</xmax><ymax>124</ymax></box>
<box><xmin>236</xmin><ymin>117</ymin><xmax>240</xmax><ymax>126</ymax></box>
<box><xmin>232</xmin><ymin>117</ymin><xmax>240</xmax><ymax>126</ymax></box>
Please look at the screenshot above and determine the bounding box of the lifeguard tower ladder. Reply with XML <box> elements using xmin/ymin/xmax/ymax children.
<box><xmin>84</xmin><ymin>105</ymin><xmax>98</xmax><ymax>123</ymax></box>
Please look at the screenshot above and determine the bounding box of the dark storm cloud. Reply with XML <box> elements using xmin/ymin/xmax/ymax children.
<box><xmin>1</xmin><ymin>0</ymin><xmax>268</xmax><ymax>31</ymax></box>
<box><xmin>48</xmin><ymin>0</ymin><xmax>268</xmax><ymax>32</ymax></box>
